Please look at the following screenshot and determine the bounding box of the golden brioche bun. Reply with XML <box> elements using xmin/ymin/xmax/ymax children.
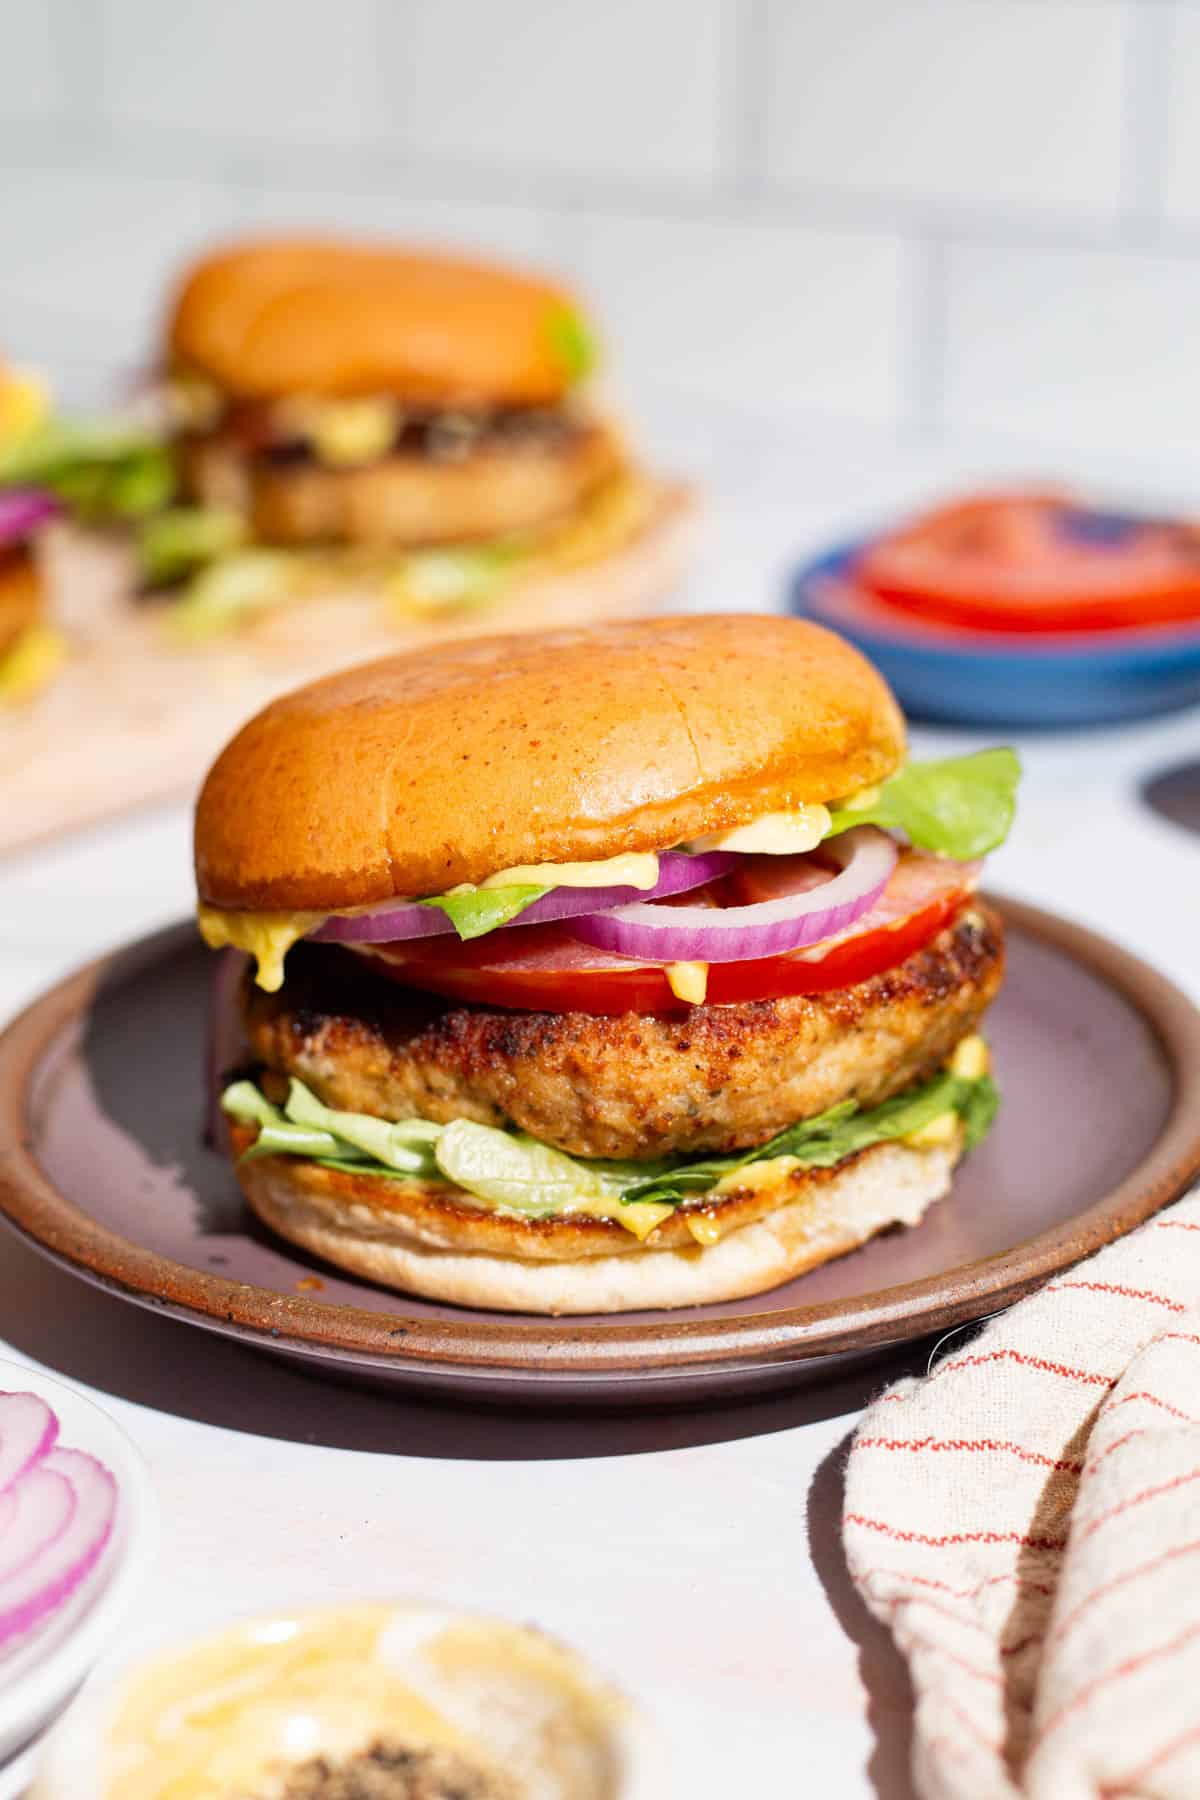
<box><xmin>168</xmin><ymin>237</ymin><xmax>588</xmax><ymax>407</ymax></box>
<box><xmin>178</xmin><ymin>415</ymin><xmax>624</xmax><ymax>547</ymax></box>
<box><xmin>194</xmin><ymin>614</ymin><xmax>906</xmax><ymax>911</ymax></box>
<box><xmin>230</xmin><ymin>1129</ymin><xmax>961</xmax><ymax>1314</ymax></box>
<box><xmin>0</xmin><ymin>546</ymin><xmax>41</xmax><ymax>659</ymax></box>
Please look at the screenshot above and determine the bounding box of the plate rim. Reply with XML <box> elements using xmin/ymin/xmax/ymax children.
<box><xmin>1</xmin><ymin>903</ymin><xmax>1199</xmax><ymax>1380</ymax></box>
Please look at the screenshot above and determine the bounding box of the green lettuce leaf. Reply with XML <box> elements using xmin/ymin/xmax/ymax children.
<box><xmin>222</xmin><ymin>1079</ymin><xmax>284</xmax><ymax>1130</ymax></box>
<box><xmin>346</xmin><ymin>748</ymin><xmax>1020</xmax><ymax>947</ymax></box>
<box><xmin>223</xmin><ymin>1064</ymin><xmax>997</xmax><ymax>1215</ymax></box>
<box><xmin>826</xmin><ymin>748</ymin><xmax>1021</xmax><ymax>860</ymax></box>
<box><xmin>620</xmin><ymin>1069</ymin><xmax>998</xmax><ymax>1207</ymax></box>
<box><xmin>434</xmin><ymin>1119</ymin><xmax>609</xmax><ymax>1215</ymax></box>
<box><xmin>394</xmin><ymin>544</ymin><xmax>521</xmax><ymax>613</ymax></box>
<box><xmin>544</xmin><ymin>306</ymin><xmax>598</xmax><ymax>384</ymax></box>
<box><xmin>222</xmin><ymin>1079</ymin><xmax>359</xmax><ymax>1162</ymax></box>
<box><xmin>138</xmin><ymin>505</ymin><xmax>245</xmax><ymax>586</ymax></box>
<box><xmin>282</xmin><ymin>1080</ymin><xmax>441</xmax><ymax>1175</ymax></box>
<box><xmin>167</xmin><ymin>550</ymin><xmax>298</xmax><ymax>641</ymax></box>
<box><xmin>419</xmin><ymin>885</ymin><xmax>549</xmax><ymax>939</ymax></box>
<box><xmin>957</xmin><ymin>1073</ymin><xmax>1000</xmax><ymax>1149</ymax></box>
<box><xmin>223</xmin><ymin>1078</ymin><xmax>440</xmax><ymax>1176</ymax></box>
<box><xmin>0</xmin><ymin>418</ymin><xmax>175</xmax><ymax>521</ymax></box>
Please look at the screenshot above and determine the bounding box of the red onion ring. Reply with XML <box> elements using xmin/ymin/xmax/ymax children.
<box><xmin>0</xmin><ymin>1466</ymin><xmax>75</xmax><ymax>1585</ymax></box>
<box><xmin>0</xmin><ymin>488</ymin><xmax>60</xmax><ymax>549</ymax></box>
<box><xmin>568</xmin><ymin>826</ymin><xmax>898</xmax><ymax>964</ymax></box>
<box><xmin>0</xmin><ymin>1392</ymin><xmax>57</xmax><ymax>1495</ymax></box>
<box><xmin>309</xmin><ymin>850</ymin><xmax>739</xmax><ymax>946</ymax></box>
<box><xmin>0</xmin><ymin>1446</ymin><xmax>116</xmax><ymax>1650</ymax></box>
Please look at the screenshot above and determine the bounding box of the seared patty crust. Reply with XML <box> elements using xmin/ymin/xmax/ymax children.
<box><xmin>242</xmin><ymin>903</ymin><xmax>1004</xmax><ymax>1162</ymax></box>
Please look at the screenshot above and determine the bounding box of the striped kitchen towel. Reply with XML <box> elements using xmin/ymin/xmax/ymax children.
<box><xmin>843</xmin><ymin>1189</ymin><xmax>1200</xmax><ymax>1800</ymax></box>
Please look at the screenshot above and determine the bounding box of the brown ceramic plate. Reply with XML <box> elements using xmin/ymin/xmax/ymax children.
<box><xmin>2</xmin><ymin>900</ymin><xmax>1199</xmax><ymax>1407</ymax></box>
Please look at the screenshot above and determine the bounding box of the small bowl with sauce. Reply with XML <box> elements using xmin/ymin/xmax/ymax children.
<box><xmin>28</xmin><ymin>1601</ymin><xmax>663</xmax><ymax>1799</ymax></box>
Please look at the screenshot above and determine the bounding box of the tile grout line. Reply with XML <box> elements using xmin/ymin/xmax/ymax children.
<box><xmin>898</xmin><ymin>235</ymin><xmax>948</xmax><ymax>448</ymax></box>
<box><xmin>725</xmin><ymin>0</ymin><xmax>769</xmax><ymax>204</ymax></box>
<box><xmin>6</xmin><ymin>116</ymin><xmax>1190</xmax><ymax>260</ymax></box>
<box><xmin>1116</xmin><ymin>0</ymin><xmax>1173</xmax><ymax>244</ymax></box>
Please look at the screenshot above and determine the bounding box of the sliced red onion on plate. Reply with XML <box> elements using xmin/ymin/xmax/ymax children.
<box><xmin>0</xmin><ymin>1465</ymin><xmax>75</xmax><ymax>1585</ymax></box>
<box><xmin>0</xmin><ymin>1391</ymin><xmax>119</xmax><ymax>1657</ymax></box>
<box><xmin>309</xmin><ymin>849</ymin><xmax>739</xmax><ymax>945</ymax></box>
<box><xmin>569</xmin><ymin>826</ymin><xmax>898</xmax><ymax>964</ymax></box>
<box><xmin>0</xmin><ymin>489</ymin><xmax>60</xmax><ymax>548</ymax></box>
<box><xmin>0</xmin><ymin>1447</ymin><xmax>116</xmax><ymax>1650</ymax></box>
<box><xmin>0</xmin><ymin>1392</ymin><xmax>57</xmax><ymax>1495</ymax></box>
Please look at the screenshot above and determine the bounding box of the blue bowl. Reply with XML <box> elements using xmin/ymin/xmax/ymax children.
<box><xmin>789</xmin><ymin>540</ymin><xmax>1200</xmax><ymax>728</ymax></box>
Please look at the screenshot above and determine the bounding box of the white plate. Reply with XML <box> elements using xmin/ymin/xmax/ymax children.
<box><xmin>0</xmin><ymin>1360</ymin><xmax>157</xmax><ymax>1769</ymax></box>
<box><xmin>0</xmin><ymin>1733</ymin><xmax>46</xmax><ymax>1800</ymax></box>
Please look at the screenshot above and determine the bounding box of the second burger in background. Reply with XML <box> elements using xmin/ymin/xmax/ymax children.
<box><xmin>153</xmin><ymin>236</ymin><xmax>695</xmax><ymax>638</ymax></box>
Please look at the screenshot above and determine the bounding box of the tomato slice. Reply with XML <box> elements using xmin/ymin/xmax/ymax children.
<box><xmin>856</xmin><ymin>490</ymin><xmax>1200</xmax><ymax>634</ymax></box>
<box><xmin>355</xmin><ymin>852</ymin><xmax>977</xmax><ymax>1014</ymax></box>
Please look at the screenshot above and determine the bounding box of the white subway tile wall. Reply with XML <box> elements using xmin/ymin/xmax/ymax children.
<box><xmin>0</xmin><ymin>0</ymin><xmax>1196</xmax><ymax>463</ymax></box>
<box><xmin>762</xmin><ymin>0</ymin><xmax>1128</xmax><ymax>223</ymax></box>
<box><xmin>1162</xmin><ymin>4</ymin><xmax>1200</xmax><ymax>230</ymax></box>
<box><xmin>942</xmin><ymin>243</ymin><xmax>1200</xmax><ymax>458</ymax></box>
<box><xmin>0</xmin><ymin>2</ymin><xmax>68</xmax><ymax>122</ymax></box>
<box><xmin>243</xmin><ymin>183</ymin><xmax>558</xmax><ymax>265</ymax></box>
<box><xmin>385</xmin><ymin>0</ymin><xmax>733</xmax><ymax>185</ymax></box>
<box><xmin>564</xmin><ymin>211</ymin><xmax>908</xmax><ymax>425</ymax></box>
<box><xmin>98</xmin><ymin>0</ymin><xmax>381</xmax><ymax>149</ymax></box>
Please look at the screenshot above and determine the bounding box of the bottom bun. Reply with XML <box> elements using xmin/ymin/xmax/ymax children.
<box><xmin>236</xmin><ymin>1134</ymin><xmax>964</xmax><ymax>1315</ymax></box>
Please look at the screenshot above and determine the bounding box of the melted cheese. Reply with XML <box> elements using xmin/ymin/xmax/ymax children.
<box><xmin>0</xmin><ymin>623</ymin><xmax>66</xmax><ymax>705</ymax></box>
<box><xmin>838</xmin><ymin>783</ymin><xmax>882</xmax><ymax>813</ymax></box>
<box><xmin>479</xmin><ymin>851</ymin><xmax>659</xmax><ymax>891</ymax></box>
<box><xmin>901</xmin><ymin>1112</ymin><xmax>961</xmax><ymax>1150</ymax></box>
<box><xmin>0</xmin><ymin>363</ymin><xmax>50</xmax><ymax>442</ymax></box>
<box><xmin>683</xmin><ymin>1212</ymin><xmax>724</xmax><ymax>1246</ymax></box>
<box><xmin>308</xmin><ymin>398</ymin><xmax>399</xmax><ymax>467</ymax></box>
<box><xmin>199</xmin><ymin>853</ymin><xmax>662</xmax><ymax>990</ymax></box>
<box><xmin>714</xmin><ymin>1154</ymin><xmax>800</xmax><ymax>1196</ymax></box>
<box><xmin>196</xmin><ymin>905</ymin><xmax>322</xmax><ymax>994</ymax></box>
<box><xmin>689</xmin><ymin>803</ymin><xmax>831</xmax><ymax>855</ymax></box>
<box><xmin>546</xmin><ymin>1189</ymin><xmax>675</xmax><ymax>1240</ymax></box>
<box><xmin>165</xmin><ymin>371</ymin><xmax>223</xmax><ymax>431</ymax></box>
<box><xmin>900</xmin><ymin>1037</ymin><xmax>990</xmax><ymax>1147</ymax></box>
<box><xmin>949</xmin><ymin>1033</ymin><xmax>990</xmax><ymax>1080</ymax></box>
<box><xmin>198</xmin><ymin>797</ymin><xmax>868</xmax><ymax>996</ymax></box>
<box><xmin>665</xmin><ymin>961</ymin><xmax>708</xmax><ymax>1005</ymax></box>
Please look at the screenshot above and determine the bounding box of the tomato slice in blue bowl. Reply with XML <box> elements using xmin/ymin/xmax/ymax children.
<box><xmin>790</xmin><ymin>537</ymin><xmax>1200</xmax><ymax>729</ymax></box>
<box><xmin>854</xmin><ymin>490</ymin><xmax>1200</xmax><ymax>635</ymax></box>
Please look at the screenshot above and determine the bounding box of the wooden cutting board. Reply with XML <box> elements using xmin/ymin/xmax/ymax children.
<box><xmin>2</xmin><ymin>481</ymin><xmax>699</xmax><ymax>859</ymax></box>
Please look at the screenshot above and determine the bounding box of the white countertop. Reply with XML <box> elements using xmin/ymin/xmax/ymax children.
<box><xmin>2</xmin><ymin>437</ymin><xmax>1198</xmax><ymax>1796</ymax></box>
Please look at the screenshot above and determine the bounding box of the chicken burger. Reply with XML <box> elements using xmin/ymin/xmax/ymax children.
<box><xmin>158</xmin><ymin>237</ymin><xmax>692</xmax><ymax>638</ymax></box>
<box><xmin>196</xmin><ymin>614</ymin><xmax>1018</xmax><ymax>1314</ymax></box>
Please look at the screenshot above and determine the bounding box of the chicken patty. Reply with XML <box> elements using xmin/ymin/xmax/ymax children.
<box><xmin>179</xmin><ymin>414</ymin><xmax>623</xmax><ymax>547</ymax></box>
<box><xmin>241</xmin><ymin>903</ymin><xmax>1004</xmax><ymax>1162</ymax></box>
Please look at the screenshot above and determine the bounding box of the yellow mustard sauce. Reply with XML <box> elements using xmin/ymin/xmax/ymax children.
<box><xmin>98</xmin><ymin>1608</ymin><xmax>467</xmax><ymax>1798</ymax></box>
